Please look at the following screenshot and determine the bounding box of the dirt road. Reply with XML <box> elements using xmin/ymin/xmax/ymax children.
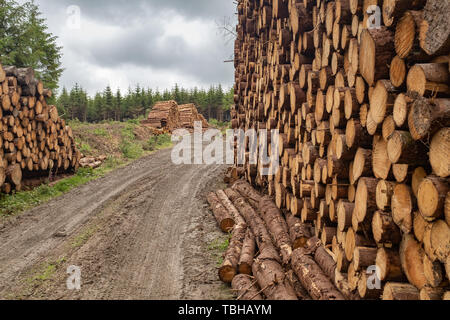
<box><xmin>0</xmin><ymin>148</ymin><xmax>232</xmax><ymax>300</ymax></box>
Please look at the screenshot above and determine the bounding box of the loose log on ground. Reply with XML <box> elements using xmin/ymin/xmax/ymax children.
<box><xmin>314</xmin><ymin>245</ymin><xmax>338</xmax><ymax>283</ymax></box>
<box><xmin>252</xmin><ymin>257</ymin><xmax>298</xmax><ymax>300</ymax></box>
<box><xmin>259</xmin><ymin>196</ymin><xmax>293</xmax><ymax>265</ymax></box>
<box><xmin>218</xmin><ymin>217</ymin><xmax>247</xmax><ymax>283</ymax></box>
<box><xmin>232</xmin><ymin>274</ymin><xmax>263</xmax><ymax>300</ymax></box>
<box><xmin>285</xmin><ymin>269</ymin><xmax>311</xmax><ymax>300</ymax></box>
<box><xmin>207</xmin><ymin>192</ymin><xmax>235</xmax><ymax>233</ymax></box>
<box><xmin>232</xmin><ymin>180</ymin><xmax>262</xmax><ymax>209</ymax></box>
<box><xmin>285</xmin><ymin>213</ymin><xmax>312</xmax><ymax>249</ymax></box>
<box><xmin>239</xmin><ymin>229</ymin><xmax>256</xmax><ymax>275</ymax></box>
<box><xmin>291</xmin><ymin>248</ymin><xmax>345</xmax><ymax>300</ymax></box>
<box><xmin>225</xmin><ymin>189</ymin><xmax>280</xmax><ymax>262</ymax></box>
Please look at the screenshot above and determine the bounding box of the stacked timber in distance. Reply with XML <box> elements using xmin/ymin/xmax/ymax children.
<box><xmin>0</xmin><ymin>64</ymin><xmax>81</xmax><ymax>194</ymax></box>
<box><xmin>142</xmin><ymin>100</ymin><xmax>181</xmax><ymax>133</ymax></box>
<box><xmin>142</xmin><ymin>100</ymin><xmax>209</xmax><ymax>133</ymax></box>
<box><xmin>228</xmin><ymin>0</ymin><xmax>450</xmax><ymax>300</ymax></box>
<box><xmin>178</xmin><ymin>103</ymin><xmax>209</xmax><ymax>129</ymax></box>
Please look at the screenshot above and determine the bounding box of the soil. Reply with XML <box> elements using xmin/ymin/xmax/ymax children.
<box><xmin>0</xmin><ymin>148</ymin><xmax>233</xmax><ymax>300</ymax></box>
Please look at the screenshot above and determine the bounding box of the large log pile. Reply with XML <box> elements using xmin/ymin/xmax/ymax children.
<box><xmin>142</xmin><ymin>100</ymin><xmax>181</xmax><ymax>132</ymax></box>
<box><xmin>142</xmin><ymin>100</ymin><xmax>209</xmax><ymax>133</ymax></box>
<box><xmin>179</xmin><ymin>103</ymin><xmax>209</xmax><ymax>129</ymax></box>
<box><xmin>227</xmin><ymin>0</ymin><xmax>450</xmax><ymax>300</ymax></box>
<box><xmin>0</xmin><ymin>64</ymin><xmax>81</xmax><ymax>194</ymax></box>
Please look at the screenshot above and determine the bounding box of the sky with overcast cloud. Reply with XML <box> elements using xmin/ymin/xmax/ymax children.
<box><xmin>29</xmin><ymin>0</ymin><xmax>237</xmax><ymax>95</ymax></box>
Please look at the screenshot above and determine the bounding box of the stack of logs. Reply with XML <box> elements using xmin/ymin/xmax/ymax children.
<box><xmin>142</xmin><ymin>100</ymin><xmax>181</xmax><ymax>133</ymax></box>
<box><xmin>227</xmin><ymin>0</ymin><xmax>450</xmax><ymax>300</ymax></box>
<box><xmin>179</xmin><ymin>103</ymin><xmax>209</xmax><ymax>129</ymax></box>
<box><xmin>142</xmin><ymin>100</ymin><xmax>209</xmax><ymax>133</ymax></box>
<box><xmin>0</xmin><ymin>64</ymin><xmax>81</xmax><ymax>194</ymax></box>
<box><xmin>79</xmin><ymin>155</ymin><xmax>107</xmax><ymax>169</ymax></box>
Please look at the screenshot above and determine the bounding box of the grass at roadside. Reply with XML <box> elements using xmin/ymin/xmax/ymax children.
<box><xmin>208</xmin><ymin>235</ymin><xmax>231</xmax><ymax>267</ymax></box>
<box><xmin>0</xmin><ymin>121</ymin><xmax>173</xmax><ymax>218</ymax></box>
<box><xmin>209</xmin><ymin>119</ymin><xmax>231</xmax><ymax>135</ymax></box>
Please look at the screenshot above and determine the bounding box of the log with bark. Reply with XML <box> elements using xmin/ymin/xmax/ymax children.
<box><xmin>207</xmin><ymin>192</ymin><xmax>235</xmax><ymax>233</ymax></box>
<box><xmin>291</xmin><ymin>248</ymin><xmax>345</xmax><ymax>300</ymax></box>
<box><xmin>232</xmin><ymin>274</ymin><xmax>264</xmax><ymax>300</ymax></box>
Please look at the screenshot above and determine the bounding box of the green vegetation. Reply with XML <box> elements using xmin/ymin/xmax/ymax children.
<box><xmin>72</xmin><ymin>226</ymin><xmax>98</xmax><ymax>248</ymax></box>
<box><xmin>145</xmin><ymin>134</ymin><xmax>172</xmax><ymax>152</ymax></box>
<box><xmin>92</xmin><ymin>128</ymin><xmax>110</xmax><ymax>137</ymax></box>
<box><xmin>209</xmin><ymin>119</ymin><xmax>231</xmax><ymax>134</ymax></box>
<box><xmin>79</xmin><ymin>142</ymin><xmax>92</xmax><ymax>155</ymax></box>
<box><xmin>28</xmin><ymin>257</ymin><xmax>66</xmax><ymax>285</ymax></box>
<box><xmin>0</xmin><ymin>0</ymin><xmax>63</xmax><ymax>90</ymax></box>
<box><xmin>0</xmin><ymin>168</ymin><xmax>104</xmax><ymax>216</ymax></box>
<box><xmin>208</xmin><ymin>235</ymin><xmax>231</xmax><ymax>267</ymax></box>
<box><xmin>120</xmin><ymin>124</ymin><xmax>144</xmax><ymax>159</ymax></box>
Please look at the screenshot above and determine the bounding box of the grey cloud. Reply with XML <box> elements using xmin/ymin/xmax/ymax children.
<box><xmin>31</xmin><ymin>0</ymin><xmax>236</xmax><ymax>94</ymax></box>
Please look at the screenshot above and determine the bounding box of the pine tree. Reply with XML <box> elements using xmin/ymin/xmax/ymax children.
<box><xmin>0</xmin><ymin>0</ymin><xmax>63</xmax><ymax>89</ymax></box>
<box><xmin>115</xmin><ymin>89</ymin><xmax>122</xmax><ymax>121</ymax></box>
<box><xmin>104</xmin><ymin>86</ymin><xmax>113</xmax><ymax>120</ymax></box>
<box><xmin>56</xmin><ymin>87</ymin><xmax>70</xmax><ymax>116</ymax></box>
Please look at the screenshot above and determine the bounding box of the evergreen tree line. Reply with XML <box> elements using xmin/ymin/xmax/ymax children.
<box><xmin>56</xmin><ymin>83</ymin><xmax>234</xmax><ymax>123</ymax></box>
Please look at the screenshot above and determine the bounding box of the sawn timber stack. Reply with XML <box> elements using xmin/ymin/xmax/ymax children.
<box><xmin>227</xmin><ymin>0</ymin><xmax>450</xmax><ymax>300</ymax></box>
<box><xmin>0</xmin><ymin>64</ymin><xmax>81</xmax><ymax>194</ymax></box>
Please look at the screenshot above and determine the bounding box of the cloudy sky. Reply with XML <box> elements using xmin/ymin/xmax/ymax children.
<box><xmin>32</xmin><ymin>0</ymin><xmax>236</xmax><ymax>95</ymax></box>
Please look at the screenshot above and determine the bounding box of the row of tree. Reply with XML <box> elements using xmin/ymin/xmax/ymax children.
<box><xmin>56</xmin><ymin>84</ymin><xmax>234</xmax><ymax>123</ymax></box>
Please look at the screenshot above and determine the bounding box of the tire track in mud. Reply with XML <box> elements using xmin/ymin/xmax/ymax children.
<box><xmin>0</xmin><ymin>148</ymin><xmax>232</xmax><ymax>300</ymax></box>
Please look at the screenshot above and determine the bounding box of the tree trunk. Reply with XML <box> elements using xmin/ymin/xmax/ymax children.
<box><xmin>239</xmin><ymin>229</ymin><xmax>256</xmax><ymax>275</ymax></box>
<box><xmin>232</xmin><ymin>274</ymin><xmax>263</xmax><ymax>300</ymax></box>
<box><xmin>291</xmin><ymin>248</ymin><xmax>345</xmax><ymax>300</ymax></box>
<box><xmin>382</xmin><ymin>282</ymin><xmax>420</xmax><ymax>300</ymax></box>
<box><xmin>206</xmin><ymin>192</ymin><xmax>235</xmax><ymax>233</ymax></box>
<box><xmin>219</xmin><ymin>220</ymin><xmax>247</xmax><ymax>283</ymax></box>
<box><xmin>252</xmin><ymin>257</ymin><xmax>298</xmax><ymax>300</ymax></box>
<box><xmin>259</xmin><ymin>195</ymin><xmax>293</xmax><ymax>265</ymax></box>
